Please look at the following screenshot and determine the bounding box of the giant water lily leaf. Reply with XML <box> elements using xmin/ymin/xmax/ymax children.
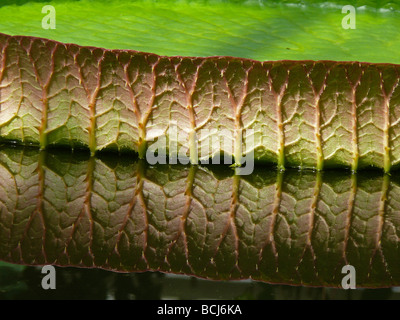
<box><xmin>1</xmin><ymin>146</ymin><xmax>400</xmax><ymax>287</ymax></box>
<box><xmin>1</xmin><ymin>2</ymin><xmax>400</xmax><ymax>171</ymax></box>
<box><xmin>1</xmin><ymin>33</ymin><xmax>400</xmax><ymax>171</ymax></box>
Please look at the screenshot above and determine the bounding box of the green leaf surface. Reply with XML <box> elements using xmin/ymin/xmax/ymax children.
<box><xmin>1</xmin><ymin>146</ymin><xmax>400</xmax><ymax>287</ymax></box>
<box><xmin>0</xmin><ymin>0</ymin><xmax>400</xmax><ymax>63</ymax></box>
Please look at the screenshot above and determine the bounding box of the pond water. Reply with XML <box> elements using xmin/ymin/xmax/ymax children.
<box><xmin>0</xmin><ymin>145</ymin><xmax>400</xmax><ymax>299</ymax></box>
<box><xmin>1</xmin><ymin>262</ymin><xmax>399</xmax><ymax>299</ymax></box>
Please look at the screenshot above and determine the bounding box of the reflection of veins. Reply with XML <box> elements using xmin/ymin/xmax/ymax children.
<box><xmin>368</xmin><ymin>175</ymin><xmax>392</xmax><ymax>280</ymax></box>
<box><xmin>208</xmin><ymin>175</ymin><xmax>241</xmax><ymax>273</ymax></box>
<box><xmin>294</xmin><ymin>172</ymin><xmax>322</xmax><ymax>280</ymax></box>
<box><xmin>135</xmin><ymin>161</ymin><xmax>150</xmax><ymax>268</ymax></box>
<box><xmin>108</xmin><ymin>161</ymin><xmax>149</xmax><ymax>267</ymax></box>
<box><xmin>112</xmin><ymin>162</ymin><xmax>141</xmax><ymax>263</ymax></box>
<box><xmin>18</xmin><ymin>151</ymin><xmax>48</xmax><ymax>263</ymax></box>
<box><xmin>165</xmin><ymin>166</ymin><xmax>197</xmax><ymax>272</ymax></box>
<box><xmin>113</xmin><ymin>193</ymin><xmax>138</xmax><ymax>257</ymax></box>
<box><xmin>64</xmin><ymin>156</ymin><xmax>95</xmax><ymax>262</ymax></box>
<box><xmin>7</xmin><ymin>159</ymin><xmax>22</xmax><ymax>259</ymax></box>
<box><xmin>258</xmin><ymin>171</ymin><xmax>283</xmax><ymax>272</ymax></box>
<box><xmin>341</xmin><ymin>174</ymin><xmax>357</xmax><ymax>267</ymax></box>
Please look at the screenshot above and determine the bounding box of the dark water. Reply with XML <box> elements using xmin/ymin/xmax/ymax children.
<box><xmin>1</xmin><ymin>145</ymin><xmax>400</xmax><ymax>299</ymax></box>
<box><xmin>0</xmin><ymin>262</ymin><xmax>398</xmax><ymax>300</ymax></box>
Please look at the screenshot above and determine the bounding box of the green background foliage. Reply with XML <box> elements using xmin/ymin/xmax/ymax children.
<box><xmin>0</xmin><ymin>0</ymin><xmax>399</xmax><ymax>63</ymax></box>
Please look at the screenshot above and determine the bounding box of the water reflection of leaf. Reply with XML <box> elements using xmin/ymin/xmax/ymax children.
<box><xmin>1</xmin><ymin>146</ymin><xmax>400</xmax><ymax>288</ymax></box>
